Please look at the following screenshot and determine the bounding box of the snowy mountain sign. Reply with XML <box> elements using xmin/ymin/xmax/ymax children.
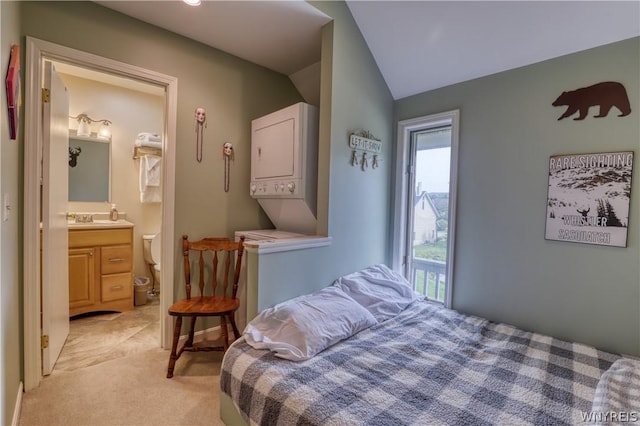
<box><xmin>545</xmin><ymin>151</ymin><xmax>633</xmax><ymax>247</ymax></box>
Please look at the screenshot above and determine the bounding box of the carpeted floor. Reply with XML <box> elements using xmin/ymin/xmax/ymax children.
<box><xmin>19</xmin><ymin>297</ymin><xmax>226</xmax><ymax>426</ymax></box>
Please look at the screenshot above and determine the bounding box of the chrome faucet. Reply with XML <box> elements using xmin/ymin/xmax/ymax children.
<box><xmin>75</xmin><ymin>214</ymin><xmax>94</xmax><ymax>223</ymax></box>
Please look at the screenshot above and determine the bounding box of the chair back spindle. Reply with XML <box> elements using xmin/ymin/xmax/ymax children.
<box><xmin>182</xmin><ymin>236</ymin><xmax>192</xmax><ymax>299</ymax></box>
<box><xmin>181</xmin><ymin>235</ymin><xmax>245</xmax><ymax>300</ymax></box>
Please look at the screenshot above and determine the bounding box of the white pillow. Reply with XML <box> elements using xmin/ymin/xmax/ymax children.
<box><xmin>244</xmin><ymin>286</ymin><xmax>377</xmax><ymax>361</ymax></box>
<box><xmin>333</xmin><ymin>264</ymin><xmax>421</xmax><ymax>322</ymax></box>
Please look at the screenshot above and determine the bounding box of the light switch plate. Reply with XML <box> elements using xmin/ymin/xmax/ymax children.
<box><xmin>3</xmin><ymin>193</ymin><xmax>10</xmax><ymax>222</ymax></box>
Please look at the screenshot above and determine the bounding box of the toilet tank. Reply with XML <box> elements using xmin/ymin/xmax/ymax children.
<box><xmin>150</xmin><ymin>232</ymin><xmax>161</xmax><ymax>265</ymax></box>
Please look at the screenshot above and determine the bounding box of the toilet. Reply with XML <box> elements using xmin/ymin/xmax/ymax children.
<box><xmin>142</xmin><ymin>232</ymin><xmax>161</xmax><ymax>294</ymax></box>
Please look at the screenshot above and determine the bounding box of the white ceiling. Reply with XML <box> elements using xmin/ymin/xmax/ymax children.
<box><xmin>94</xmin><ymin>1</ymin><xmax>332</xmax><ymax>76</ymax></box>
<box><xmin>95</xmin><ymin>1</ymin><xmax>640</xmax><ymax>100</ymax></box>
<box><xmin>347</xmin><ymin>1</ymin><xmax>640</xmax><ymax>99</ymax></box>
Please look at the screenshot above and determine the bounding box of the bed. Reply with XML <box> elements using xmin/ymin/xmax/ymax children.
<box><xmin>220</xmin><ymin>265</ymin><xmax>633</xmax><ymax>426</ymax></box>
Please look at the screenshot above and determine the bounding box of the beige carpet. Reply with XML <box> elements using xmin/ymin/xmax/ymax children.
<box><xmin>19</xmin><ymin>299</ymin><xmax>228</xmax><ymax>426</ymax></box>
<box><xmin>19</xmin><ymin>347</ymin><xmax>226</xmax><ymax>426</ymax></box>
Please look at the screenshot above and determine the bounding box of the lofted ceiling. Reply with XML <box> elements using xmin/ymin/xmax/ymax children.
<box><xmin>94</xmin><ymin>1</ymin><xmax>640</xmax><ymax>100</ymax></box>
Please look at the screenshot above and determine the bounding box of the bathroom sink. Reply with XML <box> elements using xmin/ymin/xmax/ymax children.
<box><xmin>68</xmin><ymin>219</ymin><xmax>134</xmax><ymax>229</ymax></box>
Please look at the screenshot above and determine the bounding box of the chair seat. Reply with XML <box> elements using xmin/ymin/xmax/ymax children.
<box><xmin>168</xmin><ymin>296</ymin><xmax>239</xmax><ymax>317</ymax></box>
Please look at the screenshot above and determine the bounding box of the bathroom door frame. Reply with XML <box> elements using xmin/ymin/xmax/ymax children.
<box><xmin>23</xmin><ymin>36</ymin><xmax>177</xmax><ymax>391</ymax></box>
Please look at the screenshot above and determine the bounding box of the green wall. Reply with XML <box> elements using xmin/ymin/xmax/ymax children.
<box><xmin>1</xmin><ymin>1</ymin><xmax>23</xmax><ymax>423</ymax></box>
<box><xmin>247</xmin><ymin>1</ymin><xmax>395</xmax><ymax>314</ymax></box>
<box><xmin>21</xmin><ymin>1</ymin><xmax>303</xmax><ymax>246</ymax></box>
<box><xmin>396</xmin><ymin>37</ymin><xmax>640</xmax><ymax>356</ymax></box>
<box><xmin>9</xmin><ymin>0</ymin><xmax>303</xmax><ymax>420</ymax></box>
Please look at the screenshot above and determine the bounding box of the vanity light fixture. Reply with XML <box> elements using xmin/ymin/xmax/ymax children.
<box><xmin>76</xmin><ymin>114</ymin><xmax>91</xmax><ymax>137</ymax></box>
<box><xmin>70</xmin><ymin>114</ymin><xmax>112</xmax><ymax>140</ymax></box>
<box><xmin>183</xmin><ymin>0</ymin><xmax>201</xmax><ymax>5</ymax></box>
<box><xmin>97</xmin><ymin>120</ymin><xmax>112</xmax><ymax>140</ymax></box>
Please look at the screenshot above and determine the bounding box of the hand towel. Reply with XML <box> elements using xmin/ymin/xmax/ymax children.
<box><xmin>139</xmin><ymin>155</ymin><xmax>162</xmax><ymax>203</ymax></box>
<box><xmin>144</xmin><ymin>155</ymin><xmax>161</xmax><ymax>187</ymax></box>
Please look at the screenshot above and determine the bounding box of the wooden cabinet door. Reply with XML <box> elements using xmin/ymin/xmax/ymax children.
<box><xmin>68</xmin><ymin>247</ymin><xmax>96</xmax><ymax>313</ymax></box>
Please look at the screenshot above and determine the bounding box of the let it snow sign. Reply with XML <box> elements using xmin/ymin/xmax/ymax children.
<box><xmin>545</xmin><ymin>151</ymin><xmax>633</xmax><ymax>247</ymax></box>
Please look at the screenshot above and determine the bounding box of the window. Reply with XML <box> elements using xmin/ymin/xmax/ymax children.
<box><xmin>393</xmin><ymin>111</ymin><xmax>459</xmax><ymax>307</ymax></box>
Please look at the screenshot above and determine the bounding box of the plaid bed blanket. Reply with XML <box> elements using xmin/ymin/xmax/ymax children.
<box><xmin>221</xmin><ymin>300</ymin><xmax>620</xmax><ymax>425</ymax></box>
<box><xmin>591</xmin><ymin>358</ymin><xmax>640</xmax><ymax>421</ymax></box>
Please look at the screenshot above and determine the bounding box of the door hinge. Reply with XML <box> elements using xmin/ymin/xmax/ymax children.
<box><xmin>42</xmin><ymin>88</ymin><xmax>50</xmax><ymax>103</ymax></box>
<box><xmin>41</xmin><ymin>335</ymin><xmax>49</xmax><ymax>349</ymax></box>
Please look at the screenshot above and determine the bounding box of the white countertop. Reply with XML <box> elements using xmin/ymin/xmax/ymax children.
<box><xmin>243</xmin><ymin>235</ymin><xmax>332</xmax><ymax>254</ymax></box>
<box><xmin>68</xmin><ymin>219</ymin><xmax>134</xmax><ymax>230</ymax></box>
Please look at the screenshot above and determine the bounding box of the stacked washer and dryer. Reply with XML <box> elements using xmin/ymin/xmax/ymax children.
<box><xmin>234</xmin><ymin>102</ymin><xmax>321</xmax><ymax>329</ymax></box>
<box><xmin>237</xmin><ymin>102</ymin><xmax>320</xmax><ymax>243</ymax></box>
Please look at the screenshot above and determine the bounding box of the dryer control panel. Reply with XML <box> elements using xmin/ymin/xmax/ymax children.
<box><xmin>250</xmin><ymin>179</ymin><xmax>301</xmax><ymax>197</ymax></box>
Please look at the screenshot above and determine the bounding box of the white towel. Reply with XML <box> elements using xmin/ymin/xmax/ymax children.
<box><xmin>135</xmin><ymin>133</ymin><xmax>162</xmax><ymax>149</ymax></box>
<box><xmin>144</xmin><ymin>155</ymin><xmax>161</xmax><ymax>187</ymax></box>
<box><xmin>134</xmin><ymin>140</ymin><xmax>163</xmax><ymax>149</ymax></box>
<box><xmin>136</xmin><ymin>132</ymin><xmax>161</xmax><ymax>142</ymax></box>
<box><xmin>139</xmin><ymin>155</ymin><xmax>162</xmax><ymax>203</ymax></box>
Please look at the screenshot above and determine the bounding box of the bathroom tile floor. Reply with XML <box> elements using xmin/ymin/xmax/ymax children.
<box><xmin>54</xmin><ymin>294</ymin><xmax>161</xmax><ymax>373</ymax></box>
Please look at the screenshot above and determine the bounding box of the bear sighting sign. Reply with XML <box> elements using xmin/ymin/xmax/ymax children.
<box><xmin>545</xmin><ymin>151</ymin><xmax>633</xmax><ymax>247</ymax></box>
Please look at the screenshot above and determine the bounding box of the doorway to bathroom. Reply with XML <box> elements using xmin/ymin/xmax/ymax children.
<box><xmin>52</xmin><ymin>61</ymin><xmax>164</xmax><ymax>373</ymax></box>
<box><xmin>23</xmin><ymin>37</ymin><xmax>178</xmax><ymax>391</ymax></box>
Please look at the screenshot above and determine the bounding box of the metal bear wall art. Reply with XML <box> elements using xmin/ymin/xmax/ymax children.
<box><xmin>552</xmin><ymin>81</ymin><xmax>631</xmax><ymax>121</ymax></box>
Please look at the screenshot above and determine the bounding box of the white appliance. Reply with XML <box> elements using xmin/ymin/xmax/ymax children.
<box><xmin>250</xmin><ymin>102</ymin><xmax>319</xmax><ymax>235</ymax></box>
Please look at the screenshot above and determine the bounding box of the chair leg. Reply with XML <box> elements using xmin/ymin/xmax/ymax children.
<box><xmin>220</xmin><ymin>315</ymin><xmax>229</xmax><ymax>351</ymax></box>
<box><xmin>167</xmin><ymin>316</ymin><xmax>183</xmax><ymax>378</ymax></box>
<box><xmin>228</xmin><ymin>313</ymin><xmax>240</xmax><ymax>340</ymax></box>
<box><xmin>186</xmin><ymin>316</ymin><xmax>197</xmax><ymax>349</ymax></box>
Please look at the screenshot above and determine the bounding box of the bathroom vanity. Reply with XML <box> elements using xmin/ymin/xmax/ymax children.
<box><xmin>68</xmin><ymin>220</ymin><xmax>134</xmax><ymax>317</ymax></box>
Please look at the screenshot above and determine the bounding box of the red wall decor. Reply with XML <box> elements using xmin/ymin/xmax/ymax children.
<box><xmin>5</xmin><ymin>44</ymin><xmax>20</xmax><ymax>140</ymax></box>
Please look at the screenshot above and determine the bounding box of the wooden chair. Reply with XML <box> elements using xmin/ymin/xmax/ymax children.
<box><xmin>166</xmin><ymin>235</ymin><xmax>245</xmax><ymax>378</ymax></box>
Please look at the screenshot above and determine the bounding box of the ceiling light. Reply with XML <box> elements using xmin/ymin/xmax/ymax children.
<box><xmin>183</xmin><ymin>0</ymin><xmax>201</xmax><ymax>6</ymax></box>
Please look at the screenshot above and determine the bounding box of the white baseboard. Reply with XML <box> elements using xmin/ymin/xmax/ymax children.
<box><xmin>11</xmin><ymin>381</ymin><xmax>23</xmax><ymax>426</ymax></box>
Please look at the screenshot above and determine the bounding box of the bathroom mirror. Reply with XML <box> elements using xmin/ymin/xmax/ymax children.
<box><xmin>68</xmin><ymin>132</ymin><xmax>111</xmax><ymax>202</ymax></box>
